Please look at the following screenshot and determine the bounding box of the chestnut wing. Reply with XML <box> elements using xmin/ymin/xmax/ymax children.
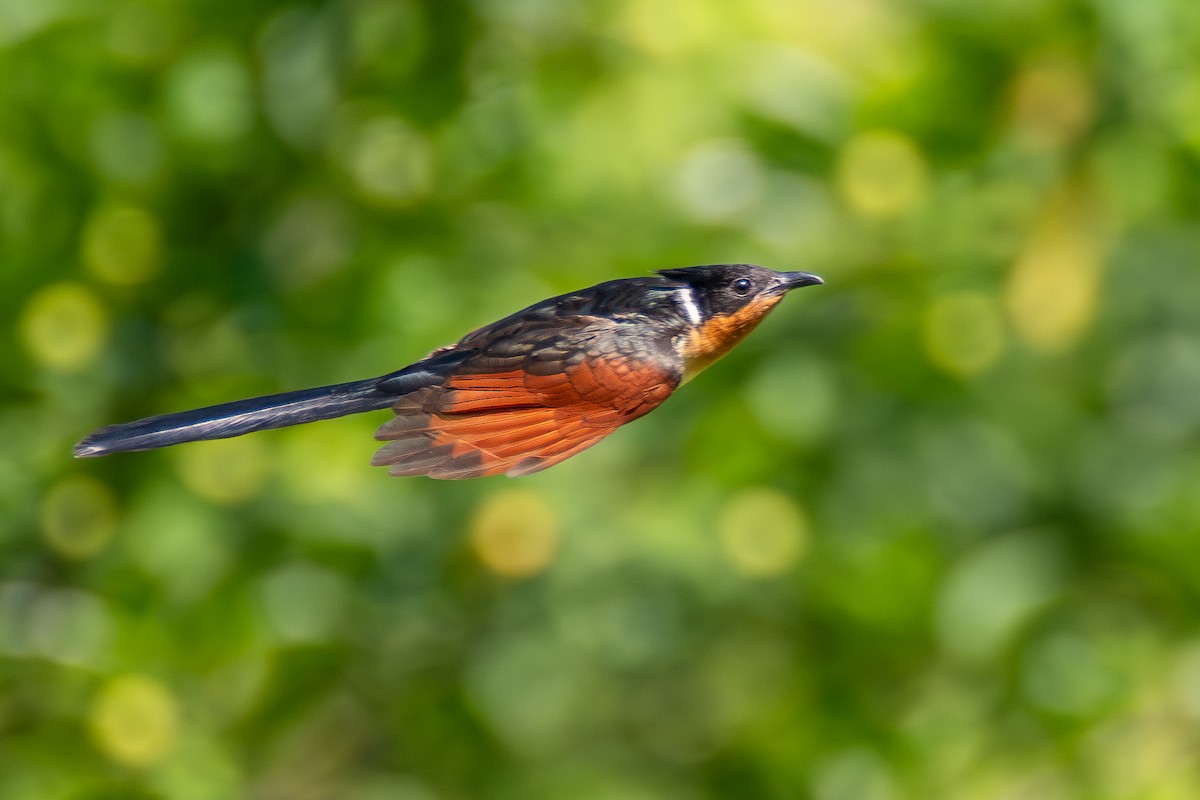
<box><xmin>372</xmin><ymin>317</ymin><xmax>679</xmax><ymax>478</ymax></box>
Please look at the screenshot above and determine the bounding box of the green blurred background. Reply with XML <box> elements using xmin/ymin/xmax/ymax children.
<box><xmin>4</xmin><ymin>0</ymin><xmax>1200</xmax><ymax>797</ymax></box>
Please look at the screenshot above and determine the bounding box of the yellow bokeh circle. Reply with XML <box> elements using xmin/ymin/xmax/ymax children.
<box><xmin>40</xmin><ymin>475</ymin><xmax>119</xmax><ymax>559</ymax></box>
<box><xmin>470</xmin><ymin>490</ymin><xmax>560</xmax><ymax>578</ymax></box>
<box><xmin>19</xmin><ymin>282</ymin><xmax>110</xmax><ymax>371</ymax></box>
<box><xmin>922</xmin><ymin>291</ymin><xmax>1006</xmax><ymax>377</ymax></box>
<box><xmin>718</xmin><ymin>487</ymin><xmax>808</xmax><ymax>578</ymax></box>
<box><xmin>82</xmin><ymin>205</ymin><xmax>163</xmax><ymax>286</ymax></box>
<box><xmin>89</xmin><ymin>674</ymin><xmax>181</xmax><ymax>767</ymax></box>
<box><xmin>836</xmin><ymin>130</ymin><xmax>930</xmax><ymax>218</ymax></box>
<box><xmin>1006</xmin><ymin>199</ymin><xmax>1103</xmax><ymax>354</ymax></box>
<box><xmin>174</xmin><ymin>437</ymin><xmax>271</xmax><ymax>505</ymax></box>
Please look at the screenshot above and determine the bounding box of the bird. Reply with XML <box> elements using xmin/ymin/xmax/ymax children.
<box><xmin>74</xmin><ymin>264</ymin><xmax>823</xmax><ymax>479</ymax></box>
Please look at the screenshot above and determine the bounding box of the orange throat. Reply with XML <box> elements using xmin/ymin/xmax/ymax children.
<box><xmin>678</xmin><ymin>296</ymin><xmax>782</xmax><ymax>382</ymax></box>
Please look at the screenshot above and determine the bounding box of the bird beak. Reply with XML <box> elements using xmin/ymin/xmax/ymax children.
<box><xmin>780</xmin><ymin>271</ymin><xmax>824</xmax><ymax>290</ymax></box>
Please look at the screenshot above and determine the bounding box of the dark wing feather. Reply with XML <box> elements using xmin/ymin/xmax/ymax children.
<box><xmin>372</xmin><ymin>313</ymin><xmax>679</xmax><ymax>479</ymax></box>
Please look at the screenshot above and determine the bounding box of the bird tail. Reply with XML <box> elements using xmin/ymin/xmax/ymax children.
<box><xmin>74</xmin><ymin>377</ymin><xmax>401</xmax><ymax>458</ymax></box>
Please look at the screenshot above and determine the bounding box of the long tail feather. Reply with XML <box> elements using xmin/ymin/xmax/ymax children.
<box><xmin>74</xmin><ymin>378</ymin><xmax>399</xmax><ymax>458</ymax></box>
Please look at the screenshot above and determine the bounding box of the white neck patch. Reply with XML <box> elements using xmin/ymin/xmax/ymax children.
<box><xmin>675</xmin><ymin>286</ymin><xmax>702</xmax><ymax>326</ymax></box>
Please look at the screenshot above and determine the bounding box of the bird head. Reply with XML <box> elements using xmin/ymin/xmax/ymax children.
<box><xmin>656</xmin><ymin>263</ymin><xmax>824</xmax><ymax>379</ymax></box>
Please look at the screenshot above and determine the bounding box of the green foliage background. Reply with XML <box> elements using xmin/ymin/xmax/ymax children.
<box><xmin>4</xmin><ymin>0</ymin><xmax>1200</xmax><ymax>797</ymax></box>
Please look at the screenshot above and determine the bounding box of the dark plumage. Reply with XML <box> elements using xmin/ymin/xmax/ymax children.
<box><xmin>75</xmin><ymin>264</ymin><xmax>822</xmax><ymax>478</ymax></box>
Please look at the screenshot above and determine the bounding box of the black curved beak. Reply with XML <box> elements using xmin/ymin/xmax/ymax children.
<box><xmin>780</xmin><ymin>271</ymin><xmax>824</xmax><ymax>290</ymax></box>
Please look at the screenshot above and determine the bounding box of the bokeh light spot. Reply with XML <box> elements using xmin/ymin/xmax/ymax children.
<box><xmin>261</xmin><ymin>562</ymin><xmax>348</xmax><ymax>642</ymax></box>
<box><xmin>745</xmin><ymin>354</ymin><xmax>836</xmax><ymax>444</ymax></box>
<box><xmin>348</xmin><ymin>0</ymin><xmax>425</xmax><ymax>77</ymax></box>
<box><xmin>0</xmin><ymin>583</ymin><xmax>37</xmax><ymax>656</ymax></box>
<box><xmin>259</xmin><ymin>8</ymin><xmax>338</xmax><ymax>151</ymax></box>
<box><xmin>89</xmin><ymin>674</ymin><xmax>181</xmax><ymax>767</ymax></box>
<box><xmin>261</xmin><ymin>194</ymin><xmax>356</xmax><ymax>292</ymax></box>
<box><xmin>750</xmin><ymin>173</ymin><xmax>838</xmax><ymax>253</ymax></box>
<box><xmin>40</xmin><ymin>475</ymin><xmax>119</xmax><ymax>560</ymax></box>
<box><xmin>922</xmin><ymin>291</ymin><xmax>1005</xmax><ymax>376</ymax></box>
<box><xmin>1082</xmin><ymin>712</ymin><xmax>1196</xmax><ymax>799</ymax></box>
<box><xmin>935</xmin><ymin>531</ymin><xmax>1063</xmax><ymax>662</ymax></box>
<box><xmin>465</xmin><ymin>632</ymin><xmax>584</xmax><ymax>755</ymax></box>
<box><xmin>1022</xmin><ymin>632</ymin><xmax>1116</xmax><ymax>715</ymax></box>
<box><xmin>1010</xmin><ymin>61</ymin><xmax>1094</xmax><ymax>151</ymax></box>
<box><xmin>174</xmin><ymin>437</ymin><xmax>270</xmax><ymax>505</ymax></box>
<box><xmin>675</xmin><ymin>138</ymin><xmax>764</xmax><ymax>223</ymax></box>
<box><xmin>836</xmin><ymin>130</ymin><xmax>929</xmax><ymax>218</ymax></box>
<box><xmin>82</xmin><ymin>205</ymin><xmax>162</xmax><ymax>286</ymax></box>
<box><xmin>812</xmin><ymin>747</ymin><xmax>895</xmax><ymax>800</ymax></box>
<box><xmin>923</xmin><ymin>421</ymin><xmax>1031</xmax><ymax>530</ymax></box>
<box><xmin>165</xmin><ymin>45</ymin><xmax>255</xmax><ymax>143</ymax></box>
<box><xmin>0</xmin><ymin>584</ymin><xmax>114</xmax><ymax>667</ymax></box>
<box><xmin>1006</xmin><ymin>197</ymin><xmax>1105</xmax><ymax>353</ymax></box>
<box><xmin>0</xmin><ymin>0</ymin><xmax>70</xmax><ymax>44</ymax></box>
<box><xmin>718</xmin><ymin>487</ymin><xmax>807</xmax><ymax>577</ymax></box>
<box><xmin>1107</xmin><ymin>334</ymin><xmax>1200</xmax><ymax>443</ymax></box>
<box><xmin>89</xmin><ymin>111</ymin><xmax>165</xmax><ymax>185</ymax></box>
<box><xmin>341</xmin><ymin>116</ymin><xmax>433</xmax><ymax>205</ymax></box>
<box><xmin>744</xmin><ymin>46</ymin><xmax>855</xmax><ymax>142</ymax></box>
<box><xmin>122</xmin><ymin>484</ymin><xmax>232</xmax><ymax>604</ymax></box>
<box><xmin>470</xmin><ymin>489</ymin><xmax>560</xmax><ymax>578</ymax></box>
<box><xmin>19</xmin><ymin>282</ymin><xmax>109</xmax><ymax>371</ymax></box>
<box><xmin>279</xmin><ymin>425</ymin><xmax>368</xmax><ymax>503</ymax></box>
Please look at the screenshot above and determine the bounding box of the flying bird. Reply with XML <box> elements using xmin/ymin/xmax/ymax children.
<box><xmin>74</xmin><ymin>264</ymin><xmax>823</xmax><ymax>478</ymax></box>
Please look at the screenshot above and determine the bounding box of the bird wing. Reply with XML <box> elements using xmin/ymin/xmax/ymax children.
<box><xmin>371</xmin><ymin>315</ymin><xmax>680</xmax><ymax>479</ymax></box>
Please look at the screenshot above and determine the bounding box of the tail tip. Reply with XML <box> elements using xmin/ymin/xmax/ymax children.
<box><xmin>73</xmin><ymin>440</ymin><xmax>105</xmax><ymax>458</ymax></box>
<box><xmin>74</xmin><ymin>430</ymin><xmax>116</xmax><ymax>458</ymax></box>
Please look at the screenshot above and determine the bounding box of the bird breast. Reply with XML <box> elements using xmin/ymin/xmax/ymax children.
<box><xmin>676</xmin><ymin>296</ymin><xmax>783</xmax><ymax>382</ymax></box>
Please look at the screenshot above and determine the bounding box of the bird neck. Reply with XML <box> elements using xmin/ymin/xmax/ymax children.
<box><xmin>676</xmin><ymin>296</ymin><xmax>782</xmax><ymax>382</ymax></box>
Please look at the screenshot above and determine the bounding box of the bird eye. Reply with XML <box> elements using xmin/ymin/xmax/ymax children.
<box><xmin>732</xmin><ymin>278</ymin><xmax>753</xmax><ymax>295</ymax></box>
